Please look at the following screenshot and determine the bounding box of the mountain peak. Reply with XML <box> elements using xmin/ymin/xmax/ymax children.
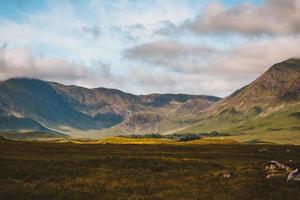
<box><xmin>2</xmin><ymin>78</ymin><xmax>49</xmax><ymax>89</ymax></box>
<box><xmin>268</xmin><ymin>58</ymin><xmax>300</xmax><ymax>73</ymax></box>
<box><xmin>4</xmin><ymin>77</ymin><xmax>42</xmax><ymax>83</ymax></box>
<box><xmin>204</xmin><ymin>58</ymin><xmax>300</xmax><ymax>116</ymax></box>
<box><xmin>0</xmin><ymin>77</ymin><xmax>220</xmax><ymax>138</ymax></box>
<box><xmin>180</xmin><ymin>58</ymin><xmax>300</xmax><ymax>136</ymax></box>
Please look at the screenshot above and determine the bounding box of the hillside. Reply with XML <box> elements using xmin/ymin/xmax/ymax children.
<box><xmin>1</xmin><ymin>58</ymin><xmax>299</xmax><ymax>141</ymax></box>
<box><xmin>0</xmin><ymin>78</ymin><xmax>219</xmax><ymax>139</ymax></box>
<box><xmin>180</xmin><ymin>58</ymin><xmax>300</xmax><ymax>142</ymax></box>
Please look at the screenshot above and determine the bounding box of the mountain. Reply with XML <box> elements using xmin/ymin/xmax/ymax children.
<box><xmin>0</xmin><ymin>78</ymin><xmax>219</xmax><ymax>139</ymax></box>
<box><xmin>1</xmin><ymin>58</ymin><xmax>299</xmax><ymax>142</ymax></box>
<box><xmin>180</xmin><ymin>58</ymin><xmax>300</xmax><ymax>142</ymax></box>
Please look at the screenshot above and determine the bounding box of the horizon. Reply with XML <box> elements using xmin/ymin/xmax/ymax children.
<box><xmin>1</xmin><ymin>0</ymin><xmax>300</xmax><ymax>97</ymax></box>
<box><xmin>1</xmin><ymin>76</ymin><xmax>220</xmax><ymax>97</ymax></box>
<box><xmin>2</xmin><ymin>56</ymin><xmax>298</xmax><ymax>98</ymax></box>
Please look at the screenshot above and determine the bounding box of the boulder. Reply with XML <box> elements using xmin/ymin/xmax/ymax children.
<box><xmin>265</xmin><ymin>161</ymin><xmax>293</xmax><ymax>180</ymax></box>
<box><xmin>265</xmin><ymin>161</ymin><xmax>291</xmax><ymax>173</ymax></box>
<box><xmin>223</xmin><ymin>171</ymin><xmax>236</xmax><ymax>179</ymax></box>
<box><xmin>287</xmin><ymin>169</ymin><xmax>300</xmax><ymax>182</ymax></box>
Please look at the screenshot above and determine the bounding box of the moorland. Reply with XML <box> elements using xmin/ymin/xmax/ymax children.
<box><xmin>1</xmin><ymin>138</ymin><xmax>300</xmax><ymax>200</ymax></box>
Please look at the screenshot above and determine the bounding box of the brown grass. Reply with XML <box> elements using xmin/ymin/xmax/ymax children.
<box><xmin>0</xmin><ymin>140</ymin><xmax>300</xmax><ymax>199</ymax></box>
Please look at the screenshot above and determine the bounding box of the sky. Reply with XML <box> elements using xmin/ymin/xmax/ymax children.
<box><xmin>0</xmin><ymin>0</ymin><xmax>300</xmax><ymax>97</ymax></box>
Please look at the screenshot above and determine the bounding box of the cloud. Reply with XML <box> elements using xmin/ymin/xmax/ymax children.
<box><xmin>154</xmin><ymin>20</ymin><xmax>182</xmax><ymax>36</ymax></box>
<box><xmin>80</xmin><ymin>26</ymin><xmax>101</xmax><ymax>39</ymax></box>
<box><xmin>124</xmin><ymin>40</ymin><xmax>215</xmax><ymax>72</ymax></box>
<box><xmin>0</xmin><ymin>45</ymin><xmax>124</xmax><ymax>89</ymax></box>
<box><xmin>208</xmin><ymin>36</ymin><xmax>300</xmax><ymax>76</ymax></box>
<box><xmin>124</xmin><ymin>65</ymin><xmax>235</xmax><ymax>96</ymax></box>
<box><xmin>0</xmin><ymin>45</ymin><xmax>86</xmax><ymax>80</ymax></box>
<box><xmin>184</xmin><ymin>0</ymin><xmax>300</xmax><ymax>36</ymax></box>
<box><xmin>1</xmin><ymin>0</ymin><xmax>300</xmax><ymax>97</ymax></box>
<box><xmin>109</xmin><ymin>0</ymin><xmax>196</xmax><ymax>27</ymax></box>
<box><xmin>113</xmin><ymin>23</ymin><xmax>148</xmax><ymax>41</ymax></box>
<box><xmin>0</xmin><ymin>45</ymin><xmax>224</xmax><ymax>96</ymax></box>
<box><xmin>123</xmin><ymin>34</ymin><xmax>300</xmax><ymax>96</ymax></box>
<box><xmin>0</xmin><ymin>43</ymin><xmax>8</xmax><ymax>52</ymax></box>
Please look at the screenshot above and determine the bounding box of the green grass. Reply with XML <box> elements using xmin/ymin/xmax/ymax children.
<box><xmin>57</xmin><ymin>137</ymin><xmax>237</xmax><ymax>145</ymax></box>
<box><xmin>0</xmin><ymin>131</ymin><xmax>67</xmax><ymax>140</ymax></box>
<box><xmin>178</xmin><ymin>104</ymin><xmax>300</xmax><ymax>144</ymax></box>
<box><xmin>1</xmin><ymin>140</ymin><xmax>300</xmax><ymax>199</ymax></box>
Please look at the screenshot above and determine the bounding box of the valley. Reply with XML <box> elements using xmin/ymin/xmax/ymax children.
<box><xmin>2</xmin><ymin>1</ymin><xmax>300</xmax><ymax>199</ymax></box>
<box><xmin>1</xmin><ymin>139</ymin><xmax>300</xmax><ymax>200</ymax></box>
<box><xmin>0</xmin><ymin>58</ymin><xmax>299</xmax><ymax>144</ymax></box>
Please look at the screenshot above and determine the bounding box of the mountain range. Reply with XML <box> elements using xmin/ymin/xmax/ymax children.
<box><xmin>0</xmin><ymin>58</ymin><xmax>299</xmax><ymax>141</ymax></box>
<box><xmin>0</xmin><ymin>77</ymin><xmax>219</xmax><ymax>139</ymax></box>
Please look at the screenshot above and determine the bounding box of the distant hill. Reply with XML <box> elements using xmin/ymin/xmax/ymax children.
<box><xmin>180</xmin><ymin>58</ymin><xmax>300</xmax><ymax>142</ymax></box>
<box><xmin>2</xmin><ymin>58</ymin><xmax>299</xmax><ymax>142</ymax></box>
<box><xmin>0</xmin><ymin>78</ymin><xmax>219</xmax><ymax>139</ymax></box>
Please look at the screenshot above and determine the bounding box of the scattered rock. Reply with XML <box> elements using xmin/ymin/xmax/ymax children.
<box><xmin>223</xmin><ymin>171</ymin><xmax>235</xmax><ymax>179</ymax></box>
<box><xmin>265</xmin><ymin>161</ymin><xmax>292</xmax><ymax>180</ymax></box>
<box><xmin>287</xmin><ymin>169</ymin><xmax>300</xmax><ymax>182</ymax></box>
<box><xmin>259</xmin><ymin>148</ymin><xmax>268</xmax><ymax>152</ymax></box>
<box><xmin>265</xmin><ymin>160</ymin><xmax>300</xmax><ymax>182</ymax></box>
<box><xmin>265</xmin><ymin>161</ymin><xmax>291</xmax><ymax>173</ymax></box>
<box><xmin>286</xmin><ymin>160</ymin><xmax>297</xmax><ymax>169</ymax></box>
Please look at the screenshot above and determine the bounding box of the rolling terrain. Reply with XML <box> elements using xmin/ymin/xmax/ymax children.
<box><xmin>180</xmin><ymin>58</ymin><xmax>300</xmax><ymax>143</ymax></box>
<box><xmin>1</xmin><ymin>139</ymin><xmax>300</xmax><ymax>199</ymax></box>
<box><xmin>0</xmin><ymin>78</ymin><xmax>219</xmax><ymax>139</ymax></box>
<box><xmin>0</xmin><ymin>58</ymin><xmax>299</xmax><ymax>142</ymax></box>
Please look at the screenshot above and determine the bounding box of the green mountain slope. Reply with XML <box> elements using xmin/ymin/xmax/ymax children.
<box><xmin>2</xmin><ymin>58</ymin><xmax>298</xmax><ymax>141</ymax></box>
<box><xmin>0</xmin><ymin>78</ymin><xmax>219</xmax><ymax>139</ymax></box>
<box><xmin>180</xmin><ymin>58</ymin><xmax>300</xmax><ymax>143</ymax></box>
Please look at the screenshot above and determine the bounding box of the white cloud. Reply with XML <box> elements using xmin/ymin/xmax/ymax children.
<box><xmin>0</xmin><ymin>45</ymin><xmax>82</xmax><ymax>79</ymax></box>
<box><xmin>0</xmin><ymin>0</ymin><xmax>300</xmax><ymax>97</ymax></box>
<box><xmin>123</xmin><ymin>34</ymin><xmax>300</xmax><ymax>96</ymax></box>
<box><xmin>124</xmin><ymin>40</ymin><xmax>215</xmax><ymax>73</ymax></box>
<box><xmin>184</xmin><ymin>0</ymin><xmax>300</xmax><ymax>36</ymax></box>
<box><xmin>208</xmin><ymin>36</ymin><xmax>300</xmax><ymax>76</ymax></box>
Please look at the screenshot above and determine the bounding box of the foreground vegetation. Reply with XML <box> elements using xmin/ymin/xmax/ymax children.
<box><xmin>119</xmin><ymin>132</ymin><xmax>229</xmax><ymax>141</ymax></box>
<box><xmin>1</xmin><ymin>139</ymin><xmax>300</xmax><ymax>199</ymax></box>
<box><xmin>57</xmin><ymin>136</ymin><xmax>237</xmax><ymax>145</ymax></box>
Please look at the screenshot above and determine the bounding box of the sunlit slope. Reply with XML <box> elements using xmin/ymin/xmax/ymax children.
<box><xmin>180</xmin><ymin>58</ymin><xmax>300</xmax><ymax>139</ymax></box>
<box><xmin>0</xmin><ymin>78</ymin><xmax>219</xmax><ymax>138</ymax></box>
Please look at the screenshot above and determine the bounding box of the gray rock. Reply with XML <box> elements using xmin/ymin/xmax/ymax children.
<box><xmin>287</xmin><ymin>169</ymin><xmax>300</xmax><ymax>182</ymax></box>
<box><xmin>223</xmin><ymin>171</ymin><xmax>235</xmax><ymax>179</ymax></box>
<box><xmin>265</xmin><ymin>161</ymin><xmax>291</xmax><ymax>173</ymax></box>
<box><xmin>259</xmin><ymin>148</ymin><xmax>268</xmax><ymax>152</ymax></box>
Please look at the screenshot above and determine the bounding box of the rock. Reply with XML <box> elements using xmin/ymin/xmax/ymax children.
<box><xmin>224</xmin><ymin>173</ymin><xmax>231</xmax><ymax>179</ymax></box>
<box><xmin>286</xmin><ymin>160</ymin><xmax>297</xmax><ymax>169</ymax></box>
<box><xmin>287</xmin><ymin>169</ymin><xmax>300</xmax><ymax>182</ymax></box>
<box><xmin>223</xmin><ymin>171</ymin><xmax>235</xmax><ymax>179</ymax></box>
<box><xmin>259</xmin><ymin>148</ymin><xmax>268</xmax><ymax>152</ymax></box>
<box><xmin>265</xmin><ymin>160</ymin><xmax>300</xmax><ymax>181</ymax></box>
<box><xmin>265</xmin><ymin>161</ymin><xmax>292</xmax><ymax>180</ymax></box>
<box><xmin>265</xmin><ymin>161</ymin><xmax>291</xmax><ymax>173</ymax></box>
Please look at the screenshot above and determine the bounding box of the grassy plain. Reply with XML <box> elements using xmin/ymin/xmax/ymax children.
<box><xmin>1</xmin><ymin>139</ymin><xmax>300</xmax><ymax>199</ymax></box>
<box><xmin>179</xmin><ymin>104</ymin><xmax>300</xmax><ymax>145</ymax></box>
<box><xmin>57</xmin><ymin>137</ymin><xmax>237</xmax><ymax>145</ymax></box>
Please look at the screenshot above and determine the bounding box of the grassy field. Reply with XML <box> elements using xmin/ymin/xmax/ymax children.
<box><xmin>178</xmin><ymin>104</ymin><xmax>300</xmax><ymax>145</ymax></box>
<box><xmin>56</xmin><ymin>137</ymin><xmax>238</xmax><ymax>145</ymax></box>
<box><xmin>1</xmin><ymin>139</ymin><xmax>300</xmax><ymax>199</ymax></box>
